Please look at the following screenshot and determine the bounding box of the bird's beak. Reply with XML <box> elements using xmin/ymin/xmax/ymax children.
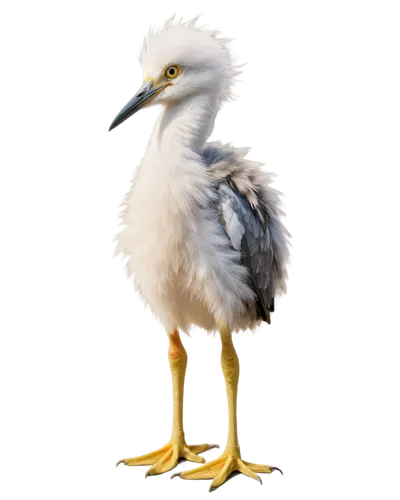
<box><xmin>109</xmin><ymin>80</ymin><xmax>168</xmax><ymax>131</ymax></box>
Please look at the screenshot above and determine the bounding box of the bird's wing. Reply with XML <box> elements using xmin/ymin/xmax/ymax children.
<box><xmin>202</xmin><ymin>142</ymin><xmax>290</xmax><ymax>323</ymax></box>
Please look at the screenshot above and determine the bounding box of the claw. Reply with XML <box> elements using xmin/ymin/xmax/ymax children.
<box><xmin>114</xmin><ymin>457</ymin><xmax>125</xmax><ymax>467</ymax></box>
<box><xmin>256</xmin><ymin>475</ymin><xmax>263</xmax><ymax>485</ymax></box>
<box><xmin>207</xmin><ymin>483</ymin><xmax>218</xmax><ymax>497</ymax></box>
<box><xmin>170</xmin><ymin>472</ymin><xmax>181</xmax><ymax>480</ymax></box>
<box><xmin>143</xmin><ymin>467</ymin><xmax>164</xmax><ymax>479</ymax></box>
<box><xmin>271</xmin><ymin>465</ymin><xmax>286</xmax><ymax>479</ymax></box>
<box><xmin>207</xmin><ymin>481</ymin><xmax>225</xmax><ymax>497</ymax></box>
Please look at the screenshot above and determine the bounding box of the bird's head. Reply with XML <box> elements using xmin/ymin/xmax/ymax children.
<box><xmin>109</xmin><ymin>16</ymin><xmax>239</xmax><ymax>131</ymax></box>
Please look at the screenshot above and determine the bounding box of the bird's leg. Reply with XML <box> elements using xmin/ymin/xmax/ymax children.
<box><xmin>116</xmin><ymin>328</ymin><xmax>218</xmax><ymax>476</ymax></box>
<box><xmin>169</xmin><ymin>327</ymin><xmax>187</xmax><ymax>443</ymax></box>
<box><xmin>171</xmin><ymin>327</ymin><xmax>281</xmax><ymax>490</ymax></box>
<box><xmin>222</xmin><ymin>327</ymin><xmax>240</xmax><ymax>455</ymax></box>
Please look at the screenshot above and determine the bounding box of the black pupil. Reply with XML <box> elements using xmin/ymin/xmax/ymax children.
<box><xmin>168</xmin><ymin>68</ymin><xmax>175</xmax><ymax>75</ymax></box>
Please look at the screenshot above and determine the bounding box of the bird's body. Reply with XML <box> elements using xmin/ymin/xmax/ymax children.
<box><xmin>111</xmin><ymin>16</ymin><xmax>289</xmax><ymax>491</ymax></box>
<box><xmin>115</xmin><ymin>68</ymin><xmax>288</xmax><ymax>335</ymax></box>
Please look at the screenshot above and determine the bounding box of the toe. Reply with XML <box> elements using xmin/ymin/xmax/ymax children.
<box><xmin>237</xmin><ymin>460</ymin><xmax>263</xmax><ymax>484</ymax></box>
<box><xmin>182</xmin><ymin>448</ymin><xmax>206</xmax><ymax>464</ymax></box>
<box><xmin>145</xmin><ymin>448</ymin><xmax>177</xmax><ymax>476</ymax></box>
<box><xmin>188</xmin><ymin>443</ymin><xmax>220</xmax><ymax>454</ymax></box>
<box><xmin>209</xmin><ymin>456</ymin><xmax>234</xmax><ymax>490</ymax></box>
<box><xmin>125</xmin><ymin>455</ymin><xmax>161</xmax><ymax>466</ymax></box>
<box><xmin>243</xmin><ymin>460</ymin><xmax>273</xmax><ymax>474</ymax></box>
<box><xmin>179</xmin><ymin>457</ymin><xmax>225</xmax><ymax>480</ymax></box>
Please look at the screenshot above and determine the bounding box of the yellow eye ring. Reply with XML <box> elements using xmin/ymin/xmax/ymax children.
<box><xmin>165</xmin><ymin>65</ymin><xmax>179</xmax><ymax>79</ymax></box>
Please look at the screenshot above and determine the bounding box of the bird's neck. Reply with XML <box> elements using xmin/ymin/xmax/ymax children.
<box><xmin>137</xmin><ymin>92</ymin><xmax>220</xmax><ymax>212</ymax></box>
<box><xmin>154</xmin><ymin>92</ymin><xmax>219</xmax><ymax>155</ymax></box>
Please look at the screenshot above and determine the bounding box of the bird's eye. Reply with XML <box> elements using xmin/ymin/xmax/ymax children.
<box><xmin>165</xmin><ymin>65</ymin><xmax>179</xmax><ymax>79</ymax></box>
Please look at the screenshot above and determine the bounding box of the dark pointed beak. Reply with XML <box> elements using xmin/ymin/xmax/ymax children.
<box><xmin>109</xmin><ymin>80</ymin><xmax>168</xmax><ymax>131</ymax></box>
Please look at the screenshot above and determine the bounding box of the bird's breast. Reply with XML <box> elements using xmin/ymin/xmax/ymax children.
<box><xmin>115</xmin><ymin>159</ymin><xmax>197</xmax><ymax>295</ymax></box>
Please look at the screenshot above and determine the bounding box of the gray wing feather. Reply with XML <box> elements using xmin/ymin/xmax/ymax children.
<box><xmin>202</xmin><ymin>142</ymin><xmax>289</xmax><ymax>323</ymax></box>
<box><xmin>204</xmin><ymin>147</ymin><xmax>289</xmax><ymax>321</ymax></box>
<box><xmin>220</xmin><ymin>199</ymin><xmax>245</xmax><ymax>250</ymax></box>
<box><xmin>218</xmin><ymin>182</ymin><xmax>271</xmax><ymax>321</ymax></box>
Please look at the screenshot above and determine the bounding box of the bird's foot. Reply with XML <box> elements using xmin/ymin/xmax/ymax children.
<box><xmin>116</xmin><ymin>439</ymin><xmax>219</xmax><ymax>477</ymax></box>
<box><xmin>171</xmin><ymin>447</ymin><xmax>282</xmax><ymax>491</ymax></box>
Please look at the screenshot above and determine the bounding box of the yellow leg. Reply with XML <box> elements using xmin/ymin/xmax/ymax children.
<box><xmin>172</xmin><ymin>327</ymin><xmax>282</xmax><ymax>490</ymax></box>
<box><xmin>116</xmin><ymin>329</ymin><xmax>218</xmax><ymax>476</ymax></box>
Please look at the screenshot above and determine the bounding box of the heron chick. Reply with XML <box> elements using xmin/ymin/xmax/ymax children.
<box><xmin>110</xmin><ymin>16</ymin><xmax>289</xmax><ymax>491</ymax></box>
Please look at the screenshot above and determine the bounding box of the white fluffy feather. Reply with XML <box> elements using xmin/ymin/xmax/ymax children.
<box><xmin>114</xmin><ymin>18</ymin><xmax>289</xmax><ymax>334</ymax></box>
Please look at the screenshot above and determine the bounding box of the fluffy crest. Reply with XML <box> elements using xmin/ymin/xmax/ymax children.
<box><xmin>137</xmin><ymin>11</ymin><xmax>247</xmax><ymax>109</ymax></box>
<box><xmin>144</xmin><ymin>11</ymin><xmax>210</xmax><ymax>40</ymax></box>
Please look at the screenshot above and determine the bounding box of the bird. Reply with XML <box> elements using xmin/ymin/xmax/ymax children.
<box><xmin>109</xmin><ymin>16</ymin><xmax>289</xmax><ymax>491</ymax></box>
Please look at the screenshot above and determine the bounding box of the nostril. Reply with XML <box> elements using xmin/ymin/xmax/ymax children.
<box><xmin>137</xmin><ymin>91</ymin><xmax>145</xmax><ymax>98</ymax></box>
